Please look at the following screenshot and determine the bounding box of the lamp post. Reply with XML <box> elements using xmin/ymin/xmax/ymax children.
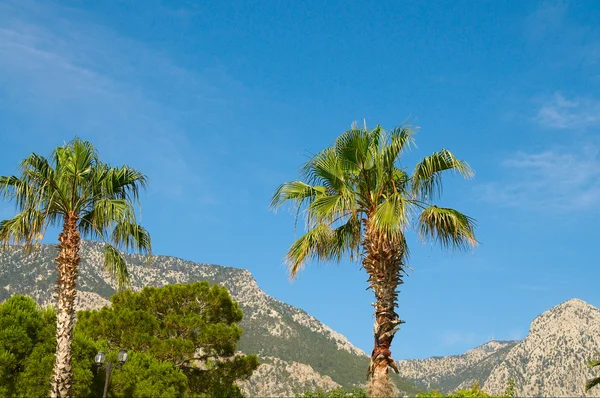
<box><xmin>94</xmin><ymin>349</ymin><xmax>128</xmax><ymax>398</ymax></box>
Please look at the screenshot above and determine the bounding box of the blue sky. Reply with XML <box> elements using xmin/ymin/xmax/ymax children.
<box><xmin>1</xmin><ymin>0</ymin><xmax>600</xmax><ymax>360</ymax></box>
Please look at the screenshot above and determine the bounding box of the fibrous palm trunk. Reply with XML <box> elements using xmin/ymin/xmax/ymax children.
<box><xmin>51</xmin><ymin>215</ymin><xmax>80</xmax><ymax>398</ymax></box>
<box><xmin>363</xmin><ymin>220</ymin><xmax>405</xmax><ymax>398</ymax></box>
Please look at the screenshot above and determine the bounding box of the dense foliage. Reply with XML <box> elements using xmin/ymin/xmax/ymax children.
<box><xmin>0</xmin><ymin>282</ymin><xmax>258</xmax><ymax>397</ymax></box>
<box><xmin>416</xmin><ymin>380</ymin><xmax>516</xmax><ymax>398</ymax></box>
<box><xmin>296</xmin><ymin>387</ymin><xmax>368</xmax><ymax>397</ymax></box>
<box><xmin>0</xmin><ymin>295</ymin><xmax>100</xmax><ymax>397</ymax></box>
<box><xmin>77</xmin><ymin>281</ymin><xmax>259</xmax><ymax>397</ymax></box>
<box><xmin>295</xmin><ymin>380</ymin><xmax>516</xmax><ymax>398</ymax></box>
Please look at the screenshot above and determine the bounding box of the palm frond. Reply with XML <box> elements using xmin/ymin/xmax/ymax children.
<box><xmin>331</xmin><ymin>215</ymin><xmax>362</xmax><ymax>261</ymax></box>
<box><xmin>0</xmin><ymin>176</ymin><xmax>33</xmax><ymax>211</ymax></box>
<box><xmin>286</xmin><ymin>223</ymin><xmax>333</xmax><ymax>277</ymax></box>
<box><xmin>411</xmin><ymin>149</ymin><xmax>473</xmax><ymax>200</ymax></box>
<box><xmin>19</xmin><ymin>153</ymin><xmax>56</xmax><ymax>184</ymax></box>
<box><xmin>380</xmin><ymin>126</ymin><xmax>415</xmax><ymax>170</ymax></box>
<box><xmin>101</xmin><ymin>165</ymin><xmax>149</xmax><ymax>204</ymax></box>
<box><xmin>71</xmin><ymin>138</ymin><xmax>98</xmax><ymax>178</ymax></box>
<box><xmin>0</xmin><ymin>209</ymin><xmax>45</xmax><ymax>250</ymax></box>
<box><xmin>301</xmin><ymin>148</ymin><xmax>347</xmax><ymax>191</ymax></box>
<box><xmin>82</xmin><ymin>198</ymin><xmax>135</xmax><ymax>230</ymax></box>
<box><xmin>309</xmin><ymin>190</ymin><xmax>356</xmax><ymax>226</ymax></box>
<box><xmin>78</xmin><ymin>212</ymin><xmax>106</xmax><ymax>241</ymax></box>
<box><xmin>334</xmin><ymin>128</ymin><xmax>374</xmax><ymax>171</ymax></box>
<box><xmin>419</xmin><ymin>206</ymin><xmax>478</xmax><ymax>250</ymax></box>
<box><xmin>111</xmin><ymin>221</ymin><xmax>152</xmax><ymax>255</ymax></box>
<box><xmin>103</xmin><ymin>244</ymin><xmax>130</xmax><ymax>290</ymax></box>
<box><xmin>270</xmin><ymin>181</ymin><xmax>326</xmax><ymax>210</ymax></box>
<box><xmin>371</xmin><ymin>193</ymin><xmax>409</xmax><ymax>235</ymax></box>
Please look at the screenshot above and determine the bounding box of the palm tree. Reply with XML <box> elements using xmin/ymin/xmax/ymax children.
<box><xmin>0</xmin><ymin>138</ymin><xmax>151</xmax><ymax>397</ymax></box>
<box><xmin>585</xmin><ymin>357</ymin><xmax>600</xmax><ymax>392</ymax></box>
<box><xmin>271</xmin><ymin>123</ymin><xmax>477</xmax><ymax>397</ymax></box>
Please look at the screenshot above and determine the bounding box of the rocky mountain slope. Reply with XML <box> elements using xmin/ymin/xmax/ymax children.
<box><xmin>483</xmin><ymin>298</ymin><xmax>600</xmax><ymax>397</ymax></box>
<box><xmin>397</xmin><ymin>340</ymin><xmax>518</xmax><ymax>393</ymax></box>
<box><xmin>0</xmin><ymin>241</ymin><xmax>419</xmax><ymax>396</ymax></box>
<box><xmin>6</xmin><ymin>241</ymin><xmax>599</xmax><ymax>397</ymax></box>
<box><xmin>397</xmin><ymin>298</ymin><xmax>600</xmax><ymax>397</ymax></box>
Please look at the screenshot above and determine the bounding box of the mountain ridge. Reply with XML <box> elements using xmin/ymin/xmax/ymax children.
<box><xmin>4</xmin><ymin>241</ymin><xmax>600</xmax><ymax>397</ymax></box>
<box><xmin>0</xmin><ymin>241</ymin><xmax>420</xmax><ymax>396</ymax></box>
<box><xmin>482</xmin><ymin>298</ymin><xmax>600</xmax><ymax>397</ymax></box>
<box><xmin>395</xmin><ymin>298</ymin><xmax>600</xmax><ymax>397</ymax></box>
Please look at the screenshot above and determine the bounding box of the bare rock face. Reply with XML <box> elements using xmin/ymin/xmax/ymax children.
<box><xmin>397</xmin><ymin>298</ymin><xmax>600</xmax><ymax>397</ymax></box>
<box><xmin>238</xmin><ymin>356</ymin><xmax>340</xmax><ymax>397</ymax></box>
<box><xmin>483</xmin><ymin>299</ymin><xmax>600</xmax><ymax>397</ymax></box>
<box><xmin>396</xmin><ymin>340</ymin><xmax>518</xmax><ymax>392</ymax></box>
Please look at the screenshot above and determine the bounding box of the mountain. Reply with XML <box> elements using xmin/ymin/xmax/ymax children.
<box><xmin>483</xmin><ymin>298</ymin><xmax>600</xmax><ymax>397</ymax></box>
<box><xmin>0</xmin><ymin>241</ymin><xmax>420</xmax><ymax>397</ymax></box>
<box><xmin>396</xmin><ymin>340</ymin><xmax>519</xmax><ymax>393</ymax></box>
<box><xmin>396</xmin><ymin>298</ymin><xmax>600</xmax><ymax>397</ymax></box>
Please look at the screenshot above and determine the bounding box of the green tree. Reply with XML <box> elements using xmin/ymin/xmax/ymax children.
<box><xmin>296</xmin><ymin>387</ymin><xmax>368</xmax><ymax>397</ymax></box>
<box><xmin>451</xmin><ymin>381</ymin><xmax>491</xmax><ymax>398</ymax></box>
<box><xmin>271</xmin><ymin>123</ymin><xmax>477</xmax><ymax>397</ymax></box>
<box><xmin>76</xmin><ymin>282</ymin><xmax>259</xmax><ymax>397</ymax></box>
<box><xmin>416</xmin><ymin>391</ymin><xmax>445</xmax><ymax>398</ymax></box>
<box><xmin>0</xmin><ymin>138</ymin><xmax>152</xmax><ymax>397</ymax></box>
<box><xmin>0</xmin><ymin>295</ymin><xmax>49</xmax><ymax>396</ymax></box>
<box><xmin>416</xmin><ymin>383</ymin><xmax>490</xmax><ymax>398</ymax></box>
<box><xmin>416</xmin><ymin>380</ymin><xmax>518</xmax><ymax>398</ymax></box>
<box><xmin>0</xmin><ymin>295</ymin><xmax>100</xmax><ymax>397</ymax></box>
<box><xmin>503</xmin><ymin>378</ymin><xmax>516</xmax><ymax>398</ymax></box>
<box><xmin>107</xmin><ymin>352</ymin><xmax>187</xmax><ymax>398</ymax></box>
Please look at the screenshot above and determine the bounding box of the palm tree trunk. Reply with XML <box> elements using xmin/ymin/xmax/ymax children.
<box><xmin>51</xmin><ymin>215</ymin><xmax>80</xmax><ymax>398</ymax></box>
<box><xmin>363</xmin><ymin>220</ymin><xmax>405</xmax><ymax>398</ymax></box>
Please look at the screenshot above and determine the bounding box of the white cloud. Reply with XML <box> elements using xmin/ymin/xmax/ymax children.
<box><xmin>535</xmin><ymin>93</ymin><xmax>600</xmax><ymax>130</ymax></box>
<box><xmin>478</xmin><ymin>145</ymin><xmax>600</xmax><ymax>210</ymax></box>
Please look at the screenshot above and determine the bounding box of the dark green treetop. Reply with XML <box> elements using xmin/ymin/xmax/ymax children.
<box><xmin>0</xmin><ymin>295</ymin><xmax>99</xmax><ymax>397</ymax></box>
<box><xmin>76</xmin><ymin>281</ymin><xmax>259</xmax><ymax>397</ymax></box>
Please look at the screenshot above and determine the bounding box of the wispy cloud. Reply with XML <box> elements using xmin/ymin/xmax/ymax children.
<box><xmin>525</xmin><ymin>1</ymin><xmax>567</xmax><ymax>41</ymax></box>
<box><xmin>535</xmin><ymin>93</ymin><xmax>600</xmax><ymax>130</ymax></box>
<box><xmin>478</xmin><ymin>144</ymin><xmax>600</xmax><ymax>210</ymax></box>
<box><xmin>525</xmin><ymin>2</ymin><xmax>600</xmax><ymax>67</ymax></box>
<box><xmin>0</xmin><ymin>0</ymin><xmax>256</xmax><ymax>205</ymax></box>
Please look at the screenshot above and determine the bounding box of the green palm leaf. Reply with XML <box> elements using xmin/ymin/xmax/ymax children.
<box><xmin>412</xmin><ymin>149</ymin><xmax>473</xmax><ymax>201</ymax></box>
<box><xmin>103</xmin><ymin>244</ymin><xmax>130</xmax><ymax>290</ymax></box>
<box><xmin>419</xmin><ymin>206</ymin><xmax>477</xmax><ymax>250</ymax></box>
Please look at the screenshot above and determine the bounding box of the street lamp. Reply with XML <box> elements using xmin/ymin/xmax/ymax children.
<box><xmin>95</xmin><ymin>349</ymin><xmax>129</xmax><ymax>398</ymax></box>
